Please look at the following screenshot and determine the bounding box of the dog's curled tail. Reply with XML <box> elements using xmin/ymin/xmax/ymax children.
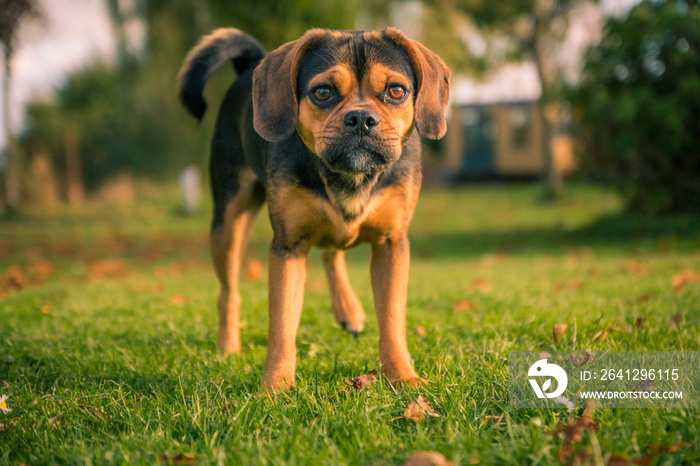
<box><xmin>177</xmin><ymin>28</ymin><xmax>266</xmax><ymax>121</ymax></box>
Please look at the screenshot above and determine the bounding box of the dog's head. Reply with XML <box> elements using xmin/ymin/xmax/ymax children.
<box><xmin>253</xmin><ymin>28</ymin><xmax>450</xmax><ymax>175</ymax></box>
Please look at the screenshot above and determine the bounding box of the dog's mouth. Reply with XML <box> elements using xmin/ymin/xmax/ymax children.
<box><xmin>321</xmin><ymin>137</ymin><xmax>398</xmax><ymax>175</ymax></box>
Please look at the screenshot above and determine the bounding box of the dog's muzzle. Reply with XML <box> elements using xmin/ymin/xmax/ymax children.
<box><xmin>325</xmin><ymin>137</ymin><xmax>391</xmax><ymax>174</ymax></box>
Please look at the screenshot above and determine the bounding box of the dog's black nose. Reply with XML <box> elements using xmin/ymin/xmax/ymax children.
<box><xmin>344</xmin><ymin>110</ymin><xmax>379</xmax><ymax>134</ymax></box>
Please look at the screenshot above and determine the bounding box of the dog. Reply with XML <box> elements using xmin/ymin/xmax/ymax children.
<box><xmin>178</xmin><ymin>27</ymin><xmax>450</xmax><ymax>392</ymax></box>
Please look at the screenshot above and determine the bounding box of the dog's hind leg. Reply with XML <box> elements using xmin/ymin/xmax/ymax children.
<box><xmin>210</xmin><ymin>168</ymin><xmax>265</xmax><ymax>355</ymax></box>
<box><xmin>322</xmin><ymin>249</ymin><xmax>365</xmax><ymax>336</ymax></box>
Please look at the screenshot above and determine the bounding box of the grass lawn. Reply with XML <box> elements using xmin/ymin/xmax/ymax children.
<box><xmin>1</xmin><ymin>182</ymin><xmax>699</xmax><ymax>465</ymax></box>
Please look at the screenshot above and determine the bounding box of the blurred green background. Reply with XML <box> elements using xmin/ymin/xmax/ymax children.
<box><xmin>1</xmin><ymin>0</ymin><xmax>699</xmax><ymax>213</ymax></box>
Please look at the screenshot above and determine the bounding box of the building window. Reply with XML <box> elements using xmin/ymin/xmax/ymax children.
<box><xmin>510</xmin><ymin>107</ymin><xmax>531</xmax><ymax>150</ymax></box>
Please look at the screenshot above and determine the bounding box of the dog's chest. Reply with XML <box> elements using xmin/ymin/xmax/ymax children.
<box><xmin>319</xmin><ymin>216</ymin><xmax>363</xmax><ymax>249</ymax></box>
<box><xmin>272</xmin><ymin>185</ymin><xmax>408</xmax><ymax>250</ymax></box>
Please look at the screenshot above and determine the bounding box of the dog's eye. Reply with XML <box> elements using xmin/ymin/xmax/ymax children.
<box><xmin>313</xmin><ymin>86</ymin><xmax>332</xmax><ymax>102</ymax></box>
<box><xmin>388</xmin><ymin>85</ymin><xmax>405</xmax><ymax>100</ymax></box>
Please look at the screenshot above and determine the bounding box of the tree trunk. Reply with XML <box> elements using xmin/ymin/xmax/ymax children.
<box><xmin>537</xmin><ymin>99</ymin><xmax>562</xmax><ymax>198</ymax></box>
<box><xmin>64</xmin><ymin>129</ymin><xmax>85</xmax><ymax>205</ymax></box>
<box><xmin>532</xmin><ymin>9</ymin><xmax>564</xmax><ymax>199</ymax></box>
<box><xmin>2</xmin><ymin>47</ymin><xmax>21</xmax><ymax>211</ymax></box>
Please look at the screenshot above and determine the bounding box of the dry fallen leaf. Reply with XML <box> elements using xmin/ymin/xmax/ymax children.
<box><xmin>245</xmin><ymin>259</ymin><xmax>264</xmax><ymax>282</ymax></box>
<box><xmin>555</xmin><ymin>280</ymin><xmax>583</xmax><ymax>292</ymax></box>
<box><xmin>621</xmin><ymin>261</ymin><xmax>649</xmax><ymax>275</ymax></box>
<box><xmin>98</xmin><ymin>233</ymin><xmax>130</xmax><ymax>255</ymax></box>
<box><xmin>4</xmin><ymin>265</ymin><xmax>25</xmax><ymax>292</ymax></box>
<box><xmin>344</xmin><ymin>370</ymin><xmax>378</xmax><ymax>391</ymax></box>
<box><xmin>592</xmin><ymin>330</ymin><xmax>608</xmax><ymax>343</ymax></box>
<box><xmin>158</xmin><ymin>452</ymin><xmax>199</xmax><ymax>465</ymax></box>
<box><xmin>668</xmin><ymin>441</ymin><xmax>689</xmax><ymax>453</ymax></box>
<box><xmin>128</xmin><ymin>283</ymin><xmax>165</xmax><ymax>294</ymax></box>
<box><xmin>154</xmin><ymin>264</ymin><xmax>182</xmax><ymax>278</ymax></box>
<box><xmin>0</xmin><ymin>418</ymin><xmax>18</xmax><ymax>432</ymax></box>
<box><xmin>479</xmin><ymin>253</ymin><xmax>510</xmax><ymax>266</ymax></box>
<box><xmin>414</xmin><ymin>327</ymin><xmax>426</xmax><ymax>337</ymax></box>
<box><xmin>672</xmin><ymin>270</ymin><xmax>699</xmax><ymax>291</ymax></box>
<box><xmin>40</xmin><ymin>305</ymin><xmax>50</xmax><ymax>314</ymax></box>
<box><xmin>402</xmin><ymin>451</ymin><xmax>453</xmax><ymax>466</ymax></box>
<box><xmin>552</xmin><ymin>323</ymin><xmax>568</xmax><ymax>343</ymax></box>
<box><xmin>221</xmin><ymin>402</ymin><xmax>235</xmax><ymax>413</ymax></box>
<box><xmin>404</xmin><ymin>395</ymin><xmax>440</xmax><ymax>423</ymax></box>
<box><xmin>625</xmin><ymin>441</ymin><xmax>689</xmax><ymax>466</ymax></box>
<box><xmin>607</xmin><ymin>454</ymin><xmax>630</xmax><ymax>466</ymax></box>
<box><xmin>470</xmin><ymin>278</ymin><xmax>492</xmax><ymax>292</ymax></box>
<box><xmin>48</xmin><ymin>417</ymin><xmax>60</xmax><ymax>429</ymax></box>
<box><xmin>89</xmin><ymin>259</ymin><xmax>126</xmax><ymax>279</ymax></box>
<box><xmin>452</xmin><ymin>300</ymin><xmax>476</xmax><ymax>312</ymax></box>
<box><xmin>671</xmin><ymin>312</ymin><xmax>685</xmax><ymax>326</ymax></box>
<box><xmin>634</xmin><ymin>379</ymin><xmax>659</xmax><ymax>393</ymax></box>
<box><xmin>550</xmin><ymin>401</ymin><xmax>598</xmax><ymax>463</ymax></box>
<box><xmin>635</xmin><ymin>317</ymin><xmax>646</xmax><ymax>330</ymax></box>
<box><xmin>567</xmin><ymin>247</ymin><xmax>594</xmax><ymax>260</ymax></box>
<box><xmin>170</xmin><ymin>295</ymin><xmax>187</xmax><ymax>305</ymax></box>
<box><xmin>484</xmin><ymin>415</ymin><xmax>502</xmax><ymax>422</ymax></box>
<box><xmin>565</xmin><ymin>352</ymin><xmax>595</xmax><ymax>367</ymax></box>
<box><xmin>28</xmin><ymin>260</ymin><xmax>53</xmax><ymax>276</ymax></box>
<box><xmin>77</xmin><ymin>404</ymin><xmax>104</xmax><ymax>418</ymax></box>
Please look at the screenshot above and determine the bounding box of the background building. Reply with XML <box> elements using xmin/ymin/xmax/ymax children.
<box><xmin>445</xmin><ymin>63</ymin><xmax>574</xmax><ymax>179</ymax></box>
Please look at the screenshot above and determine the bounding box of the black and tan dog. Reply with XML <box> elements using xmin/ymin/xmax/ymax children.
<box><xmin>178</xmin><ymin>27</ymin><xmax>449</xmax><ymax>392</ymax></box>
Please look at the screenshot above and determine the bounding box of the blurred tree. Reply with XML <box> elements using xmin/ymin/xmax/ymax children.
<box><xmin>0</xmin><ymin>0</ymin><xmax>39</xmax><ymax>211</ymax></box>
<box><xmin>570</xmin><ymin>0</ymin><xmax>700</xmax><ymax>213</ymax></box>
<box><xmin>424</xmin><ymin>0</ymin><xmax>598</xmax><ymax>198</ymax></box>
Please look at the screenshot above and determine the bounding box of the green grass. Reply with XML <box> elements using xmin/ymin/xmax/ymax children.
<box><xmin>1</xmin><ymin>182</ymin><xmax>699</xmax><ymax>465</ymax></box>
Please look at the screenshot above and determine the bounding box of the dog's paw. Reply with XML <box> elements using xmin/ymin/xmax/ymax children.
<box><xmin>387</xmin><ymin>376</ymin><xmax>427</xmax><ymax>388</ymax></box>
<box><xmin>261</xmin><ymin>373</ymin><xmax>295</xmax><ymax>394</ymax></box>
<box><xmin>339</xmin><ymin>319</ymin><xmax>364</xmax><ymax>337</ymax></box>
<box><xmin>332</xmin><ymin>295</ymin><xmax>365</xmax><ymax>336</ymax></box>
<box><xmin>217</xmin><ymin>329</ymin><xmax>241</xmax><ymax>356</ymax></box>
<box><xmin>380</xmin><ymin>361</ymin><xmax>422</xmax><ymax>388</ymax></box>
<box><xmin>216</xmin><ymin>327</ymin><xmax>241</xmax><ymax>356</ymax></box>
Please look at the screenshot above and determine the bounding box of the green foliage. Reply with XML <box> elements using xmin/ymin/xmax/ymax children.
<box><xmin>23</xmin><ymin>60</ymin><xmax>174</xmax><ymax>190</ymax></box>
<box><xmin>206</xmin><ymin>0</ymin><xmax>370</xmax><ymax>47</ymax></box>
<box><xmin>571</xmin><ymin>0</ymin><xmax>700</xmax><ymax>213</ymax></box>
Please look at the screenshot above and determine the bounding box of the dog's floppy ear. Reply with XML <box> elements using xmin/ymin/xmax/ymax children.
<box><xmin>253</xmin><ymin>29</ymin><xmax>329</xmax><ymax>142</ymax></box>
<box><xmin>383</xmin><ymin>27</ymin><xmax>451</xmax><ymax>140</ymax></box>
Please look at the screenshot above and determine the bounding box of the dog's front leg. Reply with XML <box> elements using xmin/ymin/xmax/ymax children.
<box><xmin>370</xmin><ymin>234</ymin><xmax>419</xmax><ymax>385</ymax></box>
<box><xmin>262</xmin><ymin>240</ymin><xmax>308</xmax><ymax>392</ymax></box>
